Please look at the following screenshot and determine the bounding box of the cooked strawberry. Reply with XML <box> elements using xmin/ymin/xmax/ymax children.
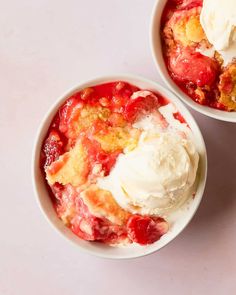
<box><xmin>124</xmin><ymin>91</ymin><xmax>160</xmax><ymax>122</ymax></box>
<box><xmin>59</xmin><ymin>96</ymin><xmax>82</xmax><ymax>134</ymax></box>
<box><xmin>110</xmin><ymin>82</ymin><xmax>139</xmax><ymax>113</ymax></box>
<box><xmin>43</xmin><ymin>130</ymin><xmax>63</xmax><ymax>167</ymax></box>
<box><xmin>169</xmin><ymin>48</ymin><xmax>218</xmax><ymax>87</ymax></box>
<box><xmin>71</xmin><ymin>198</ymin><xmax>126</xmax><ymax>243</ymax></box>
<box><xmin>127</xmin><ymin>215</ymin><xmax>168</xmax><ymax>245</ymax></box>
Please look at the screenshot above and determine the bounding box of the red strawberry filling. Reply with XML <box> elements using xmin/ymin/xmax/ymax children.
<box><xmin>71</xmin><ymin>198</ymin><xmax>126</xmax><ymax>243</ymax></box>
<box><xmin>127</xmin><ymin>215</ymin><xmax>168</xmax><ymax>245</ymax></box>
<box><xmin>70</xmin><ymin>198</ymin><xmax>168</xmax><ymax>245</ymax></box>
<box><xmin>43</xmin><ymin>130</ymin><xmax>64</xmax><ymax>167</ymax></box>
<box><xmin>169</xmin><ymin>48</ymin><xmax>218</xmax><ymax>87</ymax></box>
<box><xmin>124</xmin><ymin>91</ymin><xmax>160</xmax><ymax>122</ymax></box>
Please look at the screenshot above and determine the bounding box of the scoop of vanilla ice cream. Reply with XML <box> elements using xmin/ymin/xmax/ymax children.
<box><xmin>200</xmin><ymin>0</ymin><xmax>236</xmax><ymax>65</ymax></box>
<box><xmin>98</xmin><ymin>131</ymin><xmax>199</xmax><ymax>216</ymax></box>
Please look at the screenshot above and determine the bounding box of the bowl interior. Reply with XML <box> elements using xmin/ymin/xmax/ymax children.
<box><xmin>150</xmin><ymin>0</ymin><xmax>236</xmax><ymax>122</ymax></box>
<box><xmin>32</xmin><ymin>75</ymin><xmax>207</xmax><ymax>259</ymax></box>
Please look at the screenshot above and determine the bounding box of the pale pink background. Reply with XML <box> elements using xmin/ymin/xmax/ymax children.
<box><xmin>1</xmin><ymin>0</ymin><xmax>236</xmax><ymax>294</ymax></box>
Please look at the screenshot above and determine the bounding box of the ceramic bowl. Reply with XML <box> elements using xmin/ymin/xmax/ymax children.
<box><xmin>32</xmin><ymin>74</ymin><xmax>207</xmax><ymax>259</ymax></box>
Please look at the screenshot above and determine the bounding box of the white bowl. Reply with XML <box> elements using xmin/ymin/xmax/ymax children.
<box><xmin>150</xmin><ymin>0</ymin><xmax>236</xmax><ymax>122</ymax></box>
<box><xmin>32</xmin><ymin>74</ymin><xmax>207</xmax><ymax>259</ymax></box>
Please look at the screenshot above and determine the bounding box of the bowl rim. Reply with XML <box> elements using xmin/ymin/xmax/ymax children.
<box><xmin>32</xmin><ymin>73</ymin><xmax>207</xmax><ymax>259</ymax></box>
<box><xmin>150</xmin><ymin>0</ymin><xmax>236</xmax><ymax>123</ymax></box>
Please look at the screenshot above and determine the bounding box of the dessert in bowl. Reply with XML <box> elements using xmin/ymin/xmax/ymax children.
<box><xmin>32</xmin><ymin>75</ymin><xmax>207</xmax><ymax>259</ymax></box>
<box><xmin>151</xmin><ymin>0</ymin><xmax>236</xmax><ymax>122</ymax></box>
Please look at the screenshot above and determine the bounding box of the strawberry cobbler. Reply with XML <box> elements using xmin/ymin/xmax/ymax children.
<box><xmin>41</xmin><ymin>81</ymin><xmax>199</xmax><ymax>246</ymax></box>
<box><xmin>161</xmin><ymin>0</ymin><xmax>236</xmax><ymax>111</ymax></box>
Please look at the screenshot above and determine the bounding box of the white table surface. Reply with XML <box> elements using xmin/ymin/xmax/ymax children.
<box><xmin>1</xmin><ymin>0</ymin><xmax>236</xmax><ymax>294</ymax></box>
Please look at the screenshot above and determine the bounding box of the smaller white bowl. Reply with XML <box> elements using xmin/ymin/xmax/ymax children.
<box><xmin>32</xmin><ymin>74</ymin><xmax>207</xmax><ymax>259</ymax></box>
<box><xmin>150</xmin><ymin>0</ymin><xmax>236</xmax><ymax>123</ymax></box>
